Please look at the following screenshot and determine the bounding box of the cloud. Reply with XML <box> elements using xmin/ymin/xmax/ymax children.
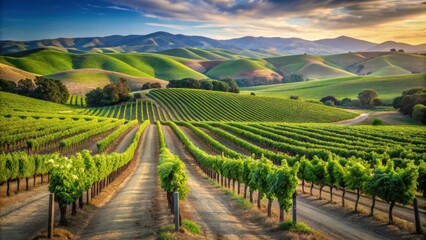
<box><xmin>106</xmin><ymin>6</ymin><xmax>132</xmax><ymax>11</ymax></box>
<box><xmin>146</xmin><ymin>23</ymin><xmax>186</xmax><ymax>30</ymax></box>
<box><xmin>110</xmin><ymin>0</ymin><xmax>426</xmax><ymax>43</ymax></box>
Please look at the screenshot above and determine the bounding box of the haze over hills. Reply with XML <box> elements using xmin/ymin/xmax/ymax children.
<box><xmin>2</xmin><ymin>31</ymin><xmax>426</xmax><ymax>55</ymax></box>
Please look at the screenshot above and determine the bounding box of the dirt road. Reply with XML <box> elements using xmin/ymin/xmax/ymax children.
<box><xmin>336</xmin><ymin>113</ymin><xmax>370</xmax><ymax>125</ymax></box>
<box><xmin>78</xmin><ymin>124</ymin><xmax>167</xmax><ymax>239</ymax></box>
<box><xmin>162</xmin><ymin>125</ymin><xmax>272</xmax><ymax>240</ymax></box>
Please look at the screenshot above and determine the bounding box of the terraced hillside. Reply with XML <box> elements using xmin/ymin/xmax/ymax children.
<box><xmin>146</xmin><ymin>88</ymin><xmax>357</xmax><ymax>122</ymax></box>
<box><xmin>242</xmin><ymin>73</ymin><xmax>426</xmax><ymax>103</ymax></box>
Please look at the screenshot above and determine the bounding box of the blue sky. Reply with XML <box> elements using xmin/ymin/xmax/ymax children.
<box><xmin>1</xmin><ymin>0</ymin><xmax>425</xmax><ymax>44</ymax></box>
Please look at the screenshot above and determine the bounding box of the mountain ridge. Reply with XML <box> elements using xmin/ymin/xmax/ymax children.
<box><xmin>2</xmin><ymin>31</ymin><xmax>425</xmax><ymax>55</ymax></box>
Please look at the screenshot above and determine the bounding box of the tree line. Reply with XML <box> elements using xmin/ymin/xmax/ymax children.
<box><xmin>0</xmin><ymin>77</ymin><xmax>69</xmax><ymax>104</ymax></box>
<box><xmin>167</xmin><ymin>78</ymin><xmax>240</xmax><ymax>93</ymax></box>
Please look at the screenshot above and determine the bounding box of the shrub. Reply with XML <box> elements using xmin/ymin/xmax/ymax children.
<box><xmin>279</xmin><ymin>220</ymin><xmax>313</xmax><ymax>233</ymax></box>
<box><xmin>412</xmin><ymin>104</ymin><xmax>426</xmax><ymax>124</ymax></box>
<box><xmin>320</xmin><ymin>96</ymin><xmax>338</xmax><ymax>104</ymax></box>
<box><xmin>250</xmin><ymin>92</ymin><xmax>256</xmax><ymax>96</ymax></box>
<box><xmin>371</xmin><ymin>119</ymin><xmax>384</xmax><ymax>125</ymax></box>
<box><xmin>324</xmin><ymin>100</ymin><xmax>334</xmax><ymax>106</ymax></box>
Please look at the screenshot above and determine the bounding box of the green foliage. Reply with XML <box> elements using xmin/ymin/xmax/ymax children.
<box><xmin>157</xmin><ymin>122</ymin><xmax>189</xmax><ymax>200</ymax></box>
<box><xmin>182</xmin><ymin>220</ymin><xmax>202</xmax><ymax>235</ymax></box>
<box><xmin>86</xmin><ymin>78</ymin><xmax>131</xmax><ymax>107</ymax></box>
<box><xmin>371</xmin><ymin>118</ymin><xmax>384</xmax><ymax>125</ymax></box>
<box><xmin>344</xmin><ymin>161</ymin><xmax>371</xmax><ymax>192</ymax></box>
<box><xmin>412</xmin><ymin>104</ymin><xmax>426</xmax><ymax>124</ymax></box>
<box><xmin>269</xmin><ymin>162</ymin><xmax>299</xmax><ymax>212</ymax></box>
<box><xmin>279</xmin><ymin>220</ymin><xmax>314</xmax><ymax>233</ymax></box>
<box><xmin>358</xmin><ymin>89</ymin><xmax>378</xmax><ymax>107</ymax></box>
<box><xmin>249</xmin><ymin>157</ymin><xmax>275</xmax><ymax>200</ymax></box>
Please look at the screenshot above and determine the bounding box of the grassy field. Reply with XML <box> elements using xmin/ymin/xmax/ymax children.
<box><xmin>241</xmin><ymin>74</ymin><xmax>426</xmax><ymax>103</ymax></box>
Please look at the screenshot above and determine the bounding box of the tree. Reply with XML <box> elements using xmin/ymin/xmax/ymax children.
<box><xmin>412</xmin><ymin>104</ymin><xmax>426</xmax><ymax>124</ymax></box>
<box><xmin>250</xmin><ymin>92</ymin><xmax>256</xmax><ymax>96</ymax></box>
<box><xmin>390</xmin><ymin>48</ymin><xmax>396</xmax><ymax>52</ymax></box>
<box><xmin>201</xmin><ymin>81</ymin><xmax>213</xmax><ymax>90</ymax></box>
<box><xmin>221</xmin><ymin>78</ymin><xmax>240</xmax><ymax>93</ymax></box>
<box><xmin>358</xmin><ymin>89</ymin><xmax>378</xmax><ymax>107</ymax></box>
<box><xmin>32</xmin><ymin>77</ymin><xmax>70</xmax><ymax>104</ymax></box>
<box><xmin>0</xmin><ymin>79</ymin><xmax>17</xmax><ymax>92</ymax></box>
<box><xmin>85</xmin><ymin>88</ymin><xmax>104</xmax><ymax>107</ymax></box>
<box><xmin>398</xmin><ymin>49</ymin><xmax>405</xmax><ymax>52</ymax></box>
<box><xmin>320</xmin><ymin>96</ymin><xmax>338</xmax><ymax>105</ymax></box>
<box><xmin>344</xmin><ymin>161</ymin><xmax>371</xmax><ymax>212</ymax></box>
<box><xmin>392</xmin><ymin>96</ymin><xmax>403</xmax><ymax>109</ymax></box>
<box><xmin>16</xmin><ymin>78</ymin><xmax>35</xmax><ymax>96</ymax></box>
<box><xmin>249</xmin><ymin>157</ymin><xmax>274</xmax><ymax>209</ymax></box>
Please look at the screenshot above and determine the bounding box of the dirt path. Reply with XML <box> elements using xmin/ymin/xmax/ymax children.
<box><xmin>112</xmin><ymin>126</ymin><xmax>139</xmax><ymax>153</ymax></box>
<box><xmin>162</xmin><ymin>125</ymin><xmax>272</xmax><ymax>240</ymax></box>
<box><xmin>178</xmin><ymin>125</ymin><xmax>421</xmax><ymax>240</ymax></box>
<box><xmin>336</xmin><ymin>113</ymin><xmax>370</xmax><ymax>125</ymax></box>
<box><xmin>78</xmin><ymin>124</ymin><xmax>167</xmax><ymax>239</ymax></box>
<box><xmin>304</xmin><ymin>183</ymin><xmax>426</xmax><ymax>228</ymax></box>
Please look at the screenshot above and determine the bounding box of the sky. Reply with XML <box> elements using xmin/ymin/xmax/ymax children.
<box><xmin>1</xmin><ymin>0</ymin><xmax>425</xmax><ymax>44</ymax></box>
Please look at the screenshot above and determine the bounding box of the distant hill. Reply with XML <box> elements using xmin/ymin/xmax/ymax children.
<box><xmin>367</xmin><ymin>41</ymin><xmax>426</xmax><ymax>52</ymax></box>
<box><xmin>0</xmin><ymin>48</ymin><xmax>207</xmax><ymax>80</ymax></box>
<box><xmin>2</xmin><ymin>31</ymin><xmax>425</xmax><ymax>55</ymax></box>
<box><xmin>314</xmin><ymin>36</ymin><xmax>376</xmax><ymax>52</ymax></box>
<box><xmin>44</xmin><ymin>69</ymin><xmax>168</xmax><ymax>95</ymax></box>
<box><xmin>242</xmin><ymin>74</ymin><xmax>426</xmax><ymax>103</ymax></box>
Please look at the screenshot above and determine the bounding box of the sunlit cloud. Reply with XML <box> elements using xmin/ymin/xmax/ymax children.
<box><xmin>111</xmin><ymin>0</ymin><xmax>426</xmax><ymax>44</ymax></box>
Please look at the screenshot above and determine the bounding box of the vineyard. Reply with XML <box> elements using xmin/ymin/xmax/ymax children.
<box><xmin>0</xmin><ymin>90</ymin><xmax>425</xmax><ymax>239</ymax></box>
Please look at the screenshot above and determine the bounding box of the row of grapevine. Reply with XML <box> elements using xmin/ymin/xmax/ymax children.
<box><xmin>48</xmin><ymin>120</ymin><xmax>149</xmax><ymax>224</ymax></box>
<box><xmin>96</xmin><ymin>120</ymin><xmax>138</xmax><ymax>152</ymax></box>
<box><xmin>59</xmin><ymin>119</ymin><xmax>125</xmax><ymax>150</ymax></box>
<box><xmin>85</xmin><ymin>99</ymin><xmax>168</xmax><ymax>123</ymax></box>
<box><xmin>26</xmin><ymin>119</ymin><xmax>118</xmax><ymax>153</ymax></box>
<box><xmin>67</xmin><ymin>95</ymin><xmax>86</xmax><ymax>107</ymax></box>
<box><xmin>156</xmin><ymin>121</ymin><xmax>189</xmax><ymax>217</ymax></box>
<box><xmin>179</xmin><ymin>122</ymin><xmax>425</xmax><ymax>221</ymax></box>
<box><xmin>0</xmin><ymin>152</ymin><xmax>59</xmax><ymax>196</ymax></box>
<box><xmin>147</xmin><ymin>88</ymin><xmax>357</xmax><ymax>122</ymax></box>
<box><xmin>166</xmin><ymin>121</ymin><xmax>300</xmax><ymax>221</ymax></box>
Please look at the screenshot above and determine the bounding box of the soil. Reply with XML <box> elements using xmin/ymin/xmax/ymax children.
<box><xmin>77</xmin><ymin>124</ymin><xmax>170</xmax><ymax>239</ymax></box>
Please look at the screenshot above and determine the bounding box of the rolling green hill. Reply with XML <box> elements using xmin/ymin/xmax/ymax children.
<box><xmin>241</xmin><ymin>74</ymin><xmax>426</xmax><ymax>103</ymax></box>
<box><xmin>205</xmin><ymin>58</ymin><xmax>282</xmax><ymax>81</ymax></box>
<box><xmin>0</xmin><ymin>48</ymin><xmax>207</xmax><ymax>80</ymax></box>
<box><xmin>265</xmin><ymin>54</ymin><xmax>356</xmax><ymax>79</ymax></box>
<box><xmin>147</xmin><ymin>88</ymin><xmax>357</xmax><ymax>122</ymax></box>
<box><xmin>44</xmin><ymin>69</ymin><xmax>168</xmax><ymax>95</ymax></box>
<box><xmin>346</xmin><ymin>53</ymin><xmax>426</xmax><ymax>76</ymax></box>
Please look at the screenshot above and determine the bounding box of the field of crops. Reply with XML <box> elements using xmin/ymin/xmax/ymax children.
<box><xmin>147</xmin><ymin>88</ymin><xmax>357</xmax><ymax>122</ymax></box>
<box><xmin>0</xmin><ymin>90</ymin><xmax>424</xmax><ymax>238</ymax></box>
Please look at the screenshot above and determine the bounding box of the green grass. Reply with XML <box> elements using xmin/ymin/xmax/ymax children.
<box><xmin>0</xmin><ymin>48</ymin><xmax>206</xmax><ymax>81</ymax></box>
<box><xmin>279</xmin><ymin>220</ymin><xmax>314</xmax><ymax>234</ymax></box>
<box><xmin>206</xmin><ymin>58</ymin><xmax>280</xmax><ymax>79</ymax></box>
<box><xmin>266</xmin><ymin>54</ymin><xmax>356</xmax><ymax>80</ymax></box>
<box><xmin>242</xmin><ymin>74</ymin><xmax>426</xmax><ymax>103</ymax></box>
<box><xmin>147</xmin><ymin>88</ymin><xmax>357</xmax><ymax>122</ymax></box>
<box><xmin>182</xmin><ymin>220</ymin><xmax>202</xmax><ymax>235</ymax></box>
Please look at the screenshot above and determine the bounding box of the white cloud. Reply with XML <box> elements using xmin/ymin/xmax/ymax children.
<box><xmin>146</xmin><ymin>23</ymin><xmax>186</xmax><ymax>30</ymax></box>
